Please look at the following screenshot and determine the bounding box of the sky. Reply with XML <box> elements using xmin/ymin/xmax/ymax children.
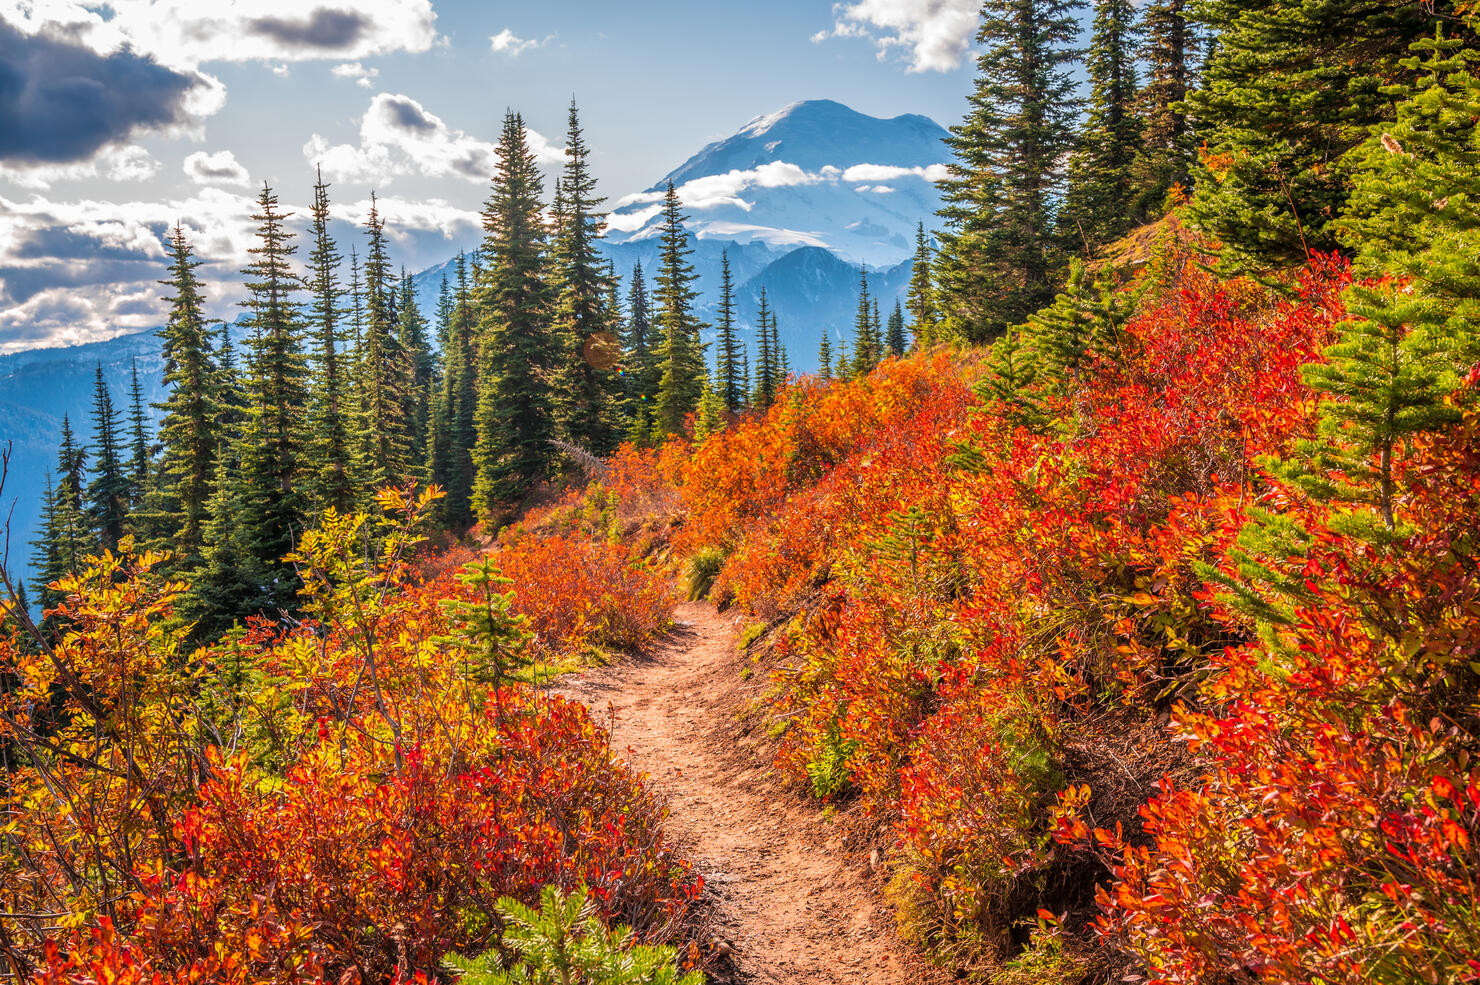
<box><xmin>0</xmin><ymin>0</ymin><xmax>984</xmax><ymax>353</ymax></box>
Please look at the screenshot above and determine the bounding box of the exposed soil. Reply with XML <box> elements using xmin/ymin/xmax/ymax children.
<box><xmin>557</xmin><ymin>601</ymin><xmax>953</xmax><ymax>985</ymax></box>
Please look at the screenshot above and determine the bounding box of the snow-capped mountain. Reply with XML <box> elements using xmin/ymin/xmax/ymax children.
<box><xmin>606</xmin><ymin>99</ymin><xmax>950</xmax><ymax>268</ymax></box>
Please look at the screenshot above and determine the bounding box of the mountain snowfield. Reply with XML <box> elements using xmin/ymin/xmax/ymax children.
<box><xmin>0</xmin><ymin>100</ymin><xmax>949</xmax><ymax>592</ymax></box>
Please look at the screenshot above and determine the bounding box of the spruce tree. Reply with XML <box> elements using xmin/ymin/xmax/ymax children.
<box><xmin>125</xmin><ymin>359</ymin><xmax>150</xmax><ymax>508</ymax></box>
<box><xmin>397</xmin><ymin>270</ymin><xmax>434</xmax><ymax>476</ymax></box>
<box><xmin>305</xmin><ymin>168</ymin><xmax>355</xmax><ymax>513</ymax></box>
<box><xmin>715</xmin><ymin>250</ymin><xmax>745</xmax><ymax>413</ymax></box>
<box><xmin>653</xmin><ymin>182</ymin><xmax>708</xmax><ymax>435</ymax></box>
<box><xmin>29</xmin><ymin>474</ymin><xmax>65</xmax><ymax>619</ymax></box>
<box><xmin>357</xmin><ymin>196</ymin><xmax>414</xmax><ymax>487</ymax></box>
<box><xmin>434</xmin><ymin>255</ymin><xmax>479</xmax><ymax>528</ymax></box>
<box><xmin>886</xmin><ymin>300</ymin><xmax>908</xmax><ymax>357</ymax></box>
<box><xmin>1023</xmin><ymin>259</ymin><xmax>1138</xmax><ymax>389</ymax></box>
<box><xmin>471</xmin><ymin>111</ymin><xmax>559</xmax><ymax>514</ymax></box>
<box><xmin>1062</xmin><ymin>0</ymin><xmax>1143</xmax><ymax>249</ymax></box>
<box><xmin>850</xmin><ymin>269</ymin><xmax>876</xmax><ymax>376</ymax></box>
<box><xmin>753</xmin><ymin>288</ymin><xmax>778</xmax><ymax>409</ymax></box>
<box><xmin>1186</xmin><ymin>0</ymin><xmax>1445</xmax><ymax>268</ymax></box>
<box><xmin>549</xmin><ymin>99</ymin><xmax>623</xmax><ymax>455</ymax></box>
<box><xmin>818</xmin><ymin>330</ymin><xmax>834</xmax><ymax>381</ymax></box>
<box><xmin>907</xmin><ymin>223</ymin><xmax>938</xmax><ymax>346</ymax></box>
<box><xmin>934</xmin><ymin>0</ymin><xmax>1083</xmax><ymax>342</ymax></box>
<box><xmin>52</xmin><ymin>417</ymin><xmax>90</xmax><ymax>574</ymax></box>
<box><xmin>85</xmin><ymin>364</ymin><xmax>128</xmax><ymax>553</ymax></box>
<box><xmin>226</xmin><ymin>182</ymin><xmax>310</xmax><ymax>618</ymax></box>
<box><xmin>1131</xmin><ymin>0</ymin><xmax>1198</xmax><ymax>214</ymax></box>
<box><xmin>142</xmin><ymin>226</ymin><xmax>219</xmax><ymax>556</ymax></box>
<box><xmin>622</xmin><ymin>262</ymin><xmax>660</xmax><ymax>431</ymax></box>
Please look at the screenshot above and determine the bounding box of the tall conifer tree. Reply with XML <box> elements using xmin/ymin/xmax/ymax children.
<box><xmin>715</xmin><ymin>251</ymin><xmax>745</xmax><ymax>413</ymax></box>
<box><xmin>357</xmin><ymin>196</ymin><xmax>413</xmax><ymax>487</ymax></box>
<box><xmin>85</xmin><ymin>364</ymin><xmax>128</xmax><ymax>553</ymax></box>
<box><xmin>653</xmin><ymin>182</ymin><xmax>707</xmax><ymax>434</ymax></box>
<box><xmin>305</xmin><ymin>169</ymin><xmax>355</xmax><ymax>513</ymax></box>
<box><xmin>471</xmin><ymin>111</ymin><xmax>559</xmax><ymax>514</ymax></box>
<box><xmin>934</xmin><ymin>0</ymin><xmax>1083</xmax><ymax>342</ymax></box>
<box><xmin>1062</xmin><ymin>0</ymin><xmax>1143</xmax><ymax>249</ymax></box>
<box><xmin>1131</xmin><ymin>0</ymin><xmax>1198</xmax><ymax>213</ymax></box>
<box><xmin>907</xmin><ymin>223</ymin><xmax>938</xmax><ymax>346</ymax></box>
<box><xmin>125</xmin><ymin>359</ymin><xmax>150</xmax><ymax>508</ymax></box>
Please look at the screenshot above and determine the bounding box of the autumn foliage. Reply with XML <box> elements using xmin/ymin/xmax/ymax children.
<box><xmin>0</xmin><ymin>488</ymin><xmax>698</xmax><ymax>982</ymax></box>
<box><xmin>648</xmin><ymin>239</ymin><xmax>1480</xmax><ymax>982</ymax></box>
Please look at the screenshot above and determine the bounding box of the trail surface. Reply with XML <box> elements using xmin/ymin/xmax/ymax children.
<box><xmin>558</xmin><ymin>601</ymin><xmax>951</xmax><ymax>985</ymax></box>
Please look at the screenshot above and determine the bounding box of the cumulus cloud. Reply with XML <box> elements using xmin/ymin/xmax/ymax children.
<box><xmin>332</xmin><ymin>61</ymin><xmax>379</xmax><ymax>87</ymax></box>
<box><xmin>812</xmin><ymin>0</ymin><xmax>980</xmax><ymax>73</ymax></box>
<box><xmin>841</xmin><ymin>162</ymin><xmax>950</xmax><ymax>183</ymax></box>
<box><xmin>0</xmin><ymin>145</ymin><xmax>161</xmax><ymax>190</ymax></box>
<box><xmin>0</xmin><ymin>0</ymin><xmax>440</xmax><ymax>71</ymax></box>
<box><xmin>183</xmin><ymin>149</ymin><xmax>250</xmax><ymax>186</ymax></box>
<box><xmin>0</xmin><ymin>19</ymin><xmax>208</xmax><ymax>165</ymax></box>
<box><xmin>489</xmin><ymin>28</ymin><xmax>547</xmax><ymax>56</ymax></box>
<box><xmin>305</xmin><ymin>92</ymin><xmax>562</xmax><ymax>185</ymax></box>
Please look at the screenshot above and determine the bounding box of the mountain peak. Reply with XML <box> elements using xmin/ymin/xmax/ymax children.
<box><xmin>610</xmin><ymin>99</ymin><xmax>950</xmax><ymax>267</ymax></box>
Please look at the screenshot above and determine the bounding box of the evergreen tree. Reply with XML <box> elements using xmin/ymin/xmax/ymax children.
<box><xmin>397</xmin><ymin>270</ymin><xmax>434</xmax><ymax>476</ymax></box>
<box><xmin>549</xmin><ymin>99</ymin><xmax>623</xmax><ymax>455</ymax></box>
<box><xmin>907</xmin><ymin>223</ymin><xmax>938</xmax><ymax>347</ymax></box>
<box><xmin>214</xmin><ymin>320</ymin><xmax>247</xmax><ymax>442</ymax></box>
<box><xmin>356</xmin><ymin>195</ymin><xmax>414</xmax><ymax>487</ymax></box>
<box><xmin>52</xmin><ymin>418</ymin><xmax>90</xmax><ymax>574</ymax></box>
<box><xmin>652</xmin><ymin>182</ymin><xmax>708</xmax><ymax>434</ymax></box>
<box><xmin>715</xmin><ymin>250</ymin><xmax>745</xmax><ymax>413</ymax></box>
<box><xmin>850</xmin><ymin>269</ymin><xmax>877</xmax><ymax>376</ymax></box>
<box><xmin>752</xmin><ymin>288</ymin><xmax>778</xmax><ymax>409</ymax></box>
<box><xmin>1023</xmin><ymin>259</ymin><xmax>1138</xmax><ymax>389</ymax></box>
<box><xmin>471</xmin><ymin>111</ymin><xmax>559</xmax><ymax>514</ymax></box>
<box><xmin>223</xmin><ymin>182</ymin><xmax>310</xmax><ymax>619</ymax></box>
<box><xmin>1062</xmin><ymin>0</ymin><xmax>1143</xmax><ymax>249</ymax></box>
<box><xmin>622</xmin><ymin>261</ymin><xmax>659</xmax><ymax>429</ymax></box>
<box><xmin>29</xmin><ymin>474</ymin><xmax>64</xmax><ymax>619</ymax></box>
<box><xmin>124</xmin><ymin>358</ymin><xmax>151</xmax><ymax>509</ymax></box>
<box><xmin>302</xmin><ymin>170</ymin><xmax>355</xmax><ymax>513</ymax></box>
<box><xmin>434</xmin><ymin>256</ymin><xmax>479</xmax><ymax>528</ymax></box>
<box><xmin>886</xmin><ymin>300</ymin><xmax>908</xmax><ymax>357</ymax></box>
<box><xmin>1131</xmin><ymin>0</ymin><xmax>1199</xmax><ymax>213</ymax></box>
<box><xmin>935</xmin><ymin>0</ymin><xmax>1083</xmax><ymax>342</ymax></box>
<box><xmin>1186</xmin><ymin>0</ymin><xmax>1445</xmax><ymax>268</ymax></box>
<box><xmin>818</xmin><ymin>330</ymin><xmax>834</xmax><ymax>381</ymax></box>
<box><xmin>85</xmin><ymin>364</ymin><xmax>129</xmax><ymax>552</ymax></box>
<box><xmin>139</xmin><ymin>226</ymin><xmax>221</xmax><ymax>557</ymax></box>
<box><xmin>693</xmin><ymin>375</ymin><xmax>726</xmax><ymax>442</ymax></box>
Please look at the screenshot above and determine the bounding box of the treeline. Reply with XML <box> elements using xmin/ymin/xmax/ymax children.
<box><xmin>914</xmin><ymin>0</ymin><xmax>1459</xmax><ymax>343</ymax></box>
<box><xmin>26</xmin><ymin>101</ymin><xmax>850</xmax><ymax>640</ymax></box>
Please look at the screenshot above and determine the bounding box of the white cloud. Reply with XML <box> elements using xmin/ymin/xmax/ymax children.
<box><xmin>814</xmin><ymin>0</ymin><xmax>980</xmax><ymax>73</ymax></box>
<box><xmin>0</xmin><ymin>145</ymin><xmax>162</xmax><ymax>190</ymax></box>
<box><xmin>841</xmin><ymin>162</ymin><xmax>950</xmax><ymax>183</ymax></box>
<box><xmin>489</xmin><ymin>28</ymin><xmax>547</xmax><ymax>56</ymax></box>
<box><xmin>856</xmin><ymin>184</ymin><xmax>895</xmax><ymax>194</ymax></box>
<box><xmin>332</xmin><ymin>196</ymin><xmax>480</xmax><ymax>240</ymax></box>
<box><xmin>606</xmin><ymin>204</ymin><xmax>663</xmax><ymax>233</ymax></box>
<box><xmin>305</xmin><ymin>92</ymin><xmax>563</xmax><ymax>186</ymax></box>
<box><xmin>695</xmin><ymin>222</ymin><xmax>830</xmax><ymax>249</ymax></box>
<box><xmin>332</xmin><ymin>61</ymin><xmax>379</xmax><ymax>87</ymax></box>
<box><xmin>183</xmin><ymin>149</ymin><xmax>250</xmax><ymax>186</ymax></box>
<box><xmin>0</xmin><ymin>0</ymin><xmax>441</xmax><ymax>71</ymax></box>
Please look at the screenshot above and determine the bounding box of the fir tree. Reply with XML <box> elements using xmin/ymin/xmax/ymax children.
<box><xmin>436</xmin><ymin>255</ymin><xmax>479</xmax><ymax>528</ymax></box>
<box><xmin>125</xmin><ymin>358</ymin><xmax>151</xmax><ymax>508</ymax></box>
<box><xmin>304</xmin><ymin>169</ymin><xmax>355</xmax><ymax>513</ymax></box>
<box><xmin>397</xmin><ymin>271</ymin><xmax>434</xmax><ymax>476</ymax></box>
<box><xmin>1131</xmin><ymin>0</ymin><xmax>1198</xmax><ymax>213</ymax></box>
<box><xmin>715</xmin><ymin>250</ymin><xmax>745</xmax><ymax>413</ymax></box>
<box><xmin>85</xmin><ymin>364</ymin><xmax>128</xmax><ymax>553</ymax></box>
<box><xmin>471</xmin><ymin>111</ymin><xmax>559</xmax><ymax>514</ymax></box>
<box><xmin>693</xmin><ymin>375</ymin><xmax>726</xmax><ymax>442</ymax></box>
<box><xmin>818</xmin><ymin>330</ymin><xmax>834</xmax><ymax>381</ymax></box>
<box><xmin>549</xmin><ymin>99</ymin><xmax>623</xmax><ymax>456</ymax></box>
<box><xmin>51</xmin><ymin>418</ymin><xmax>90</xmax><ymax>575</ymax></box>
<box><xmin>143</xmin><ymin>225</ymin><xmax>220</xmax><ymax>556</ymax></box>
<box><xmin>653</xmin><ymin>182</ymin><xmax>708</xmax><ymax>434</ymax></box>
<box><xmin>1062</xmin><ymin>0</ymin><xmax>1143</xmax><ymax>249</ymax></box>
<box><xmin>1186</xmin><ymin>0</ymin><xmax>1444</xmax><ymax>268</ymax></box>
<box><xmin>935</xmin><ymin>0</ymin><xmax>1083</xmax><ymax>342</ymax></box>
<box><xmin>907</xmin><ymin>223</ymin><xmax>938</xmax><ymax>347</ymax></box>
<box><xmin>29</xmin><ymin>474</ymin><xmax>64</xmax><ymax>619</ymax></box>
<box><xmin>622</xmin><ymin>261</ymin><xmax>659</xmax><ymax>427</ymax></box>
<box><xmin>227</xmin><ymin>182</ymin><xmax>310</xmax><ymax>618</ymax></box>
<box><xmin>357</xmin><ymin>195</ymin><xmax>414</xmax><ymax>487</ymax></box>
<box><xmin>753</xmin><ymin>288</ymin><xmax>778</xmax><ymax>409</ymax></box>
<box><xmin>886</xmin><ymin>300</ymin><xmax>908</xmax><ymax>357</ymax></box>
<box><xmin>850</xmin><ymin>269</ymin><xmax>877</xmax><ymax>376</ymax></box>
<box><xmin>1023</xmin><ymin>259</ymin><xmax>1138</xmax><ymax>389</ymax></box>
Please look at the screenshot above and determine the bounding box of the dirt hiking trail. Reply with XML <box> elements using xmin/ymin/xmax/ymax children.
<box><xmin>558</xmin><ymin>602</ymin><xmax>953</xmax><ymax>985</ymax></box>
